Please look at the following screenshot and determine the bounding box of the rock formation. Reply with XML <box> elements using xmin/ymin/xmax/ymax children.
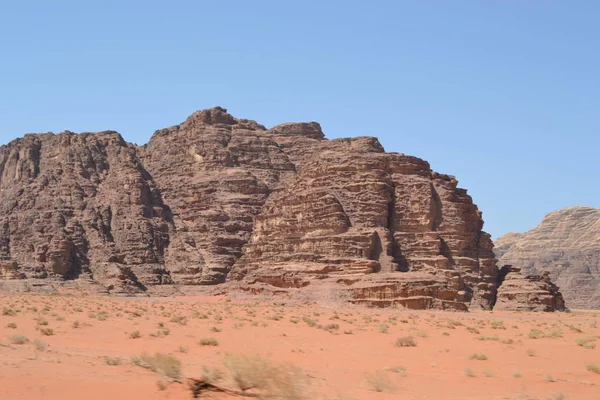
<box><xmin>495</xmin><ymin>206</ymin><xmax>600</xmax><ymax>309</ymax></box>
<box><xmin>494</xmin><ymin>265</ymin><xmax>565</xmax><ymax>312</ymax></box>
<box><xmin>0</xmin><ymin>107</ymin><xmax>565</xmax><ymax>310</ymax></box>
<box><xmin>0</xmin><ymin>131</ymin><xmax>173</xmax><ymax>292</ymax></box>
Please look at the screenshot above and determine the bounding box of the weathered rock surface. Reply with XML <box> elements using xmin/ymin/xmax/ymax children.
<box><xmin>0</xmin><ymin>131</ymin><xmax>173</xmax><ymax>293</ymax></box>
<box><xmin>494</xmin><ymin>265</ymin><xmax>566</xmax><ymax>312</ymax></box>
<box><xmin>0</xmin><ymin>107</ymin><xmax>565</xmax><ymax>310</ymax></box>
<box><xmin>495</xmin><ymin>207</ymin><xmax>600</xmax><ymax>309</ymax></box>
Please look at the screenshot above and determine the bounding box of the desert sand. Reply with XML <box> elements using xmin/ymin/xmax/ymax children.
<box><xmin>1</xmin><ymin>293</ymin><xmax>599</xmax><ymax>400</ymax></box>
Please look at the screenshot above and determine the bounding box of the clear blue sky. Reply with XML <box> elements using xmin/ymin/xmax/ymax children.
<box><xmin>1</xmin><ymin>1</ymin><xmax>598</xmax><ymax>239</ymax></box>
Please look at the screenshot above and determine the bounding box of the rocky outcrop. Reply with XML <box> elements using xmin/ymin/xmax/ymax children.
<box><xmin>495</xmin><ymin>207</ymin><xmax>600</xmax><ymax>309</ymax></box>
<box><xmin>0</xmin><ymin>131</ymin><xmax>173</xmax><ymax>292</ymax></box>
<box><xmin>229</xmin><ymin>136</ymin><xmax>499</xmax><ymax>310</ymax></box>
<box><xmin>0</xmin><ymin>107</ymin><xmax>565</xmax><ymax>311</ymax></box>
<box><xmin>494</xmin><ymin>265</ymin><xmax>566</xmax><ymax>312</ymax></box>
<box><xmin>140</xmin><ymin>107</ymin><xmax>296</xmax><ymax>285</ymax></box>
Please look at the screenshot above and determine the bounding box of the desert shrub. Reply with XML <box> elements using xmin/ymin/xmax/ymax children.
<box><xmin>324</xmin><ymin>323</ymin><xmax>339</xmax><ymax>331</ymax></box>
<box><xmin>9</xmin><ymin>335</ymin><xmax>29</xmax><ymax>344</ymax></box>
<box><xmin>132</xmin><ymin>352</ymin><xmax>182</xmax><ymax>379</ymax></box>
<box><xmin>469</xmin><ymin>353</ymin><xmax>488</xmax><ymax>360</ymax></box>
<box><xmin>200</xmin><ymin>365</ymin><xmax>223</xmax><ymax>383</ymax></box>
<box><xmin>223</xmin><ymin>354</ymin><xmax>308</xmax><ymax>398</ymax></box>
<box><xmin>395</xmin><ymin>336</ymin><xmax>417</xmax><ymax>347</ymax></box>
<box><xmin>33</xmin><ymin>340</ymin><xmax>47</xmax><ymax>351</ymax></box>
<box><xmin>365</xmin><ymin>370</ymin><xmax>395</xmax><ymax>392</ymax></box>
<box><xmin>491</xmin><ymin>321</ymin><xmax>506</xmax><ymax>330</ymax></box>
<box><xmin>105</xmin><ymin>357</ymin><xmax>122</xmax><ymax>366</ymax></box>
<box><xmin>129</xmin><ymin>330</ymin><xmax>141</xmax><ymax>339</ymax></box>
<box><xmin>39</xmin><ymin>327</ymin><xmax>54</xmax><ymax>336</ymax></box>
<box><xmin>5</xmin><ymin>323</ymin><xmax>17</xmax><ymax>329</ymax></box>
<box><xmin>586</xmin><ymin>363</ymin><xmax>600</xmax><ymax>374</ymax></box>
<box><xmin>170</xmin><ymin>315</ymin><xmax>188</xmax><ymax>325</ymax></box>
<box><xmin>224</xmin><ymin>354</ymin><xmax>272</xmax><ymax>391</ymax></box>
<box><xmin>528</xmin><ymin>328</ymin><xmax>562</xmax><ymax>339</ymax></box>
<box><xmin>576</xmin><ymin>337</ymin><xmax>596</xmax><ymax>349</ymax></box>
<box><xmin>199</xmin><ymin>337</ymin><xmax>219</xmax><ymax>346</ymax></box>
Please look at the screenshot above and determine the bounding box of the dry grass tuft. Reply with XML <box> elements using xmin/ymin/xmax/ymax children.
<box><xmin>132</xmin><ymin>352</ymin><xmax>182</xmax><ymax>379</ymax></box>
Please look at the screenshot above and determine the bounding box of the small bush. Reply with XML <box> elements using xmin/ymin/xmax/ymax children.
<box><xmin>199</xmin><ymin>337</ymin><xmax>219</xmax><ymax>346</ymax></box>
<box><xmin>365</xmin><ymin>370</ymin><xmax>396</xmax><ymax>392</ymax></box>
<box><xmin>105</xmin><ymin>357</ymin><xmax>122</xmax><ymax>366</ymax></box>
<box><xmin>9</xmin><ymin>335</ymin><xmax>29</xmax><ymax>345</ymax></box>
<box><xmin>33</xmin><ymin>340</ymin><xmax>47</xmax><ymax>352</ymax></box>
<box><xmin>170</xmin><ymin>316</ymin><xmax>188</xmax><ymax>325</ymax></box>
<box><xmin>39</xmin><ymin>328</ymin><xmax>54</xmax><ymax>336</ymax></box>
<box><xmin>224</xmin><ymin>354</ymin><xmax>271</xmax><ymax>391</ymax></box>
<box><xmin>576</xmin><ymin>337</ymin><xmax>596</xmax><ymax>349</ymax></box>
<box><xmin>464</xmin><ymin>368</ymin><xmax>476</xmax><ymax>377</ymax></box>
<box><xmin>200</xmin><ymin>365</ymin><xmax>223</xmax><ymax>383</ymax></box>
<box><xmin>223</xmin><ymin>353</ymin><xmax>308</xmax><ymax>398</ymax></box>
<box><xmin>469</xmin><ymin>353</ymin><xmax>488</xmax><ymax>360</ymax></box>
<box><xmin>129</xmin><ymin>330</ymin><xmax>141</xmax><ymax>339</ymax></box>
<box><xmin>512</xmin><ymin>370</ymin><xmax>522</xmax><ymax>378</ymax></box>
<box><xmin>586</xmin><ymin>363</ymin><xmax>600</xmax><ymax>374</ymax></box>
<box><xmin>378</xmin><ymin>324</ymin><xmax>389</xmax><ymax>333</ymax></box>
<box><xmin>6</xmin><ymin>323</ymin><xmax>17</xmax><ymax>329</ymax></box>
<box><xmin>491</xmin><ymin>321</ymin><xmax>506</xmax><ymax>330</ymax></box>
<box><xmin>302</xmin><ymin>317</ymin><xmax>318</xmax><ymax>327</ymax></box>
<box><xmin>395</xmin><ymin>336</ymin><xmax>417</xmax><ymax>347</ymax></box>
<box><xmin>132</xmin><ymin>353</ymin><xmax>182</xmax><ymax>379</ymax></box>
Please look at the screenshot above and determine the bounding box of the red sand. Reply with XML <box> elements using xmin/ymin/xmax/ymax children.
<box><xmin>1</xmin><ymin>294</ymin><xmax>599</xmax><ymax>399</ymax></box>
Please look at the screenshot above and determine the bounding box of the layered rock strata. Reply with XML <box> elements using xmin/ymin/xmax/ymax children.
<box><xmin>495</xmin><ymin>207</ymin><xmax>599</xmax><ymax>309</ymax></box>
<box><xmin>0</xmin><ymin>107</ymin><xmax>565</xmax><ymax>310</ymax></box>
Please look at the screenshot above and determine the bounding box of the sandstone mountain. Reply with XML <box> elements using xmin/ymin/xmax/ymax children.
<box><xmin>495</xmin><ymin>206</ymin><xmax>600</xmax><ymax>309</ymax></box>
<box><xmin>0</xmin><ymin>107</ymin><xmax>564</xmax><ymax>311</ymax></box>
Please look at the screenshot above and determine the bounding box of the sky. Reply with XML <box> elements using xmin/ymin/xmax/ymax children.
<box><xmin>0</xmin><ymin>1</ymin><xmax>598</xmax><ymax>239</ymax></box>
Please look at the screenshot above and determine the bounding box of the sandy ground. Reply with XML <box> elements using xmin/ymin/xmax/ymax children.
<box><xmin>1</xmin><ymin>294</ymin><xmax>599</xmax><ymax>400</ymax></box>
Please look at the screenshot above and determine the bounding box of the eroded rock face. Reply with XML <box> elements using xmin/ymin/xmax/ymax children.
<box><xmin>140</xmin><ymin>107</ymin><xmax>296</xmax><ymax>285</ymax></box>
<box><xmin>0</xmin><ymin>131</ymin><xmax>173</xmax><ymax>292</ymax></box>
<box><xmin>494</xmin><ymin>265</ymin><xmax>566</xmax><ymax>312</ymax></box>
<box><xmin>229</xmin><ymin>135</ymin><xmax>499</xmax><ymax>310</ymax></box>
<box><xmin>0</xmin><ymin>107</ymin><xmax>564</xmax><ymax>310</ymax></box>
<box><xmin>495</xmin><ymin>207</ymin><xmax>600</xmax><ymax>309</ymax></box>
